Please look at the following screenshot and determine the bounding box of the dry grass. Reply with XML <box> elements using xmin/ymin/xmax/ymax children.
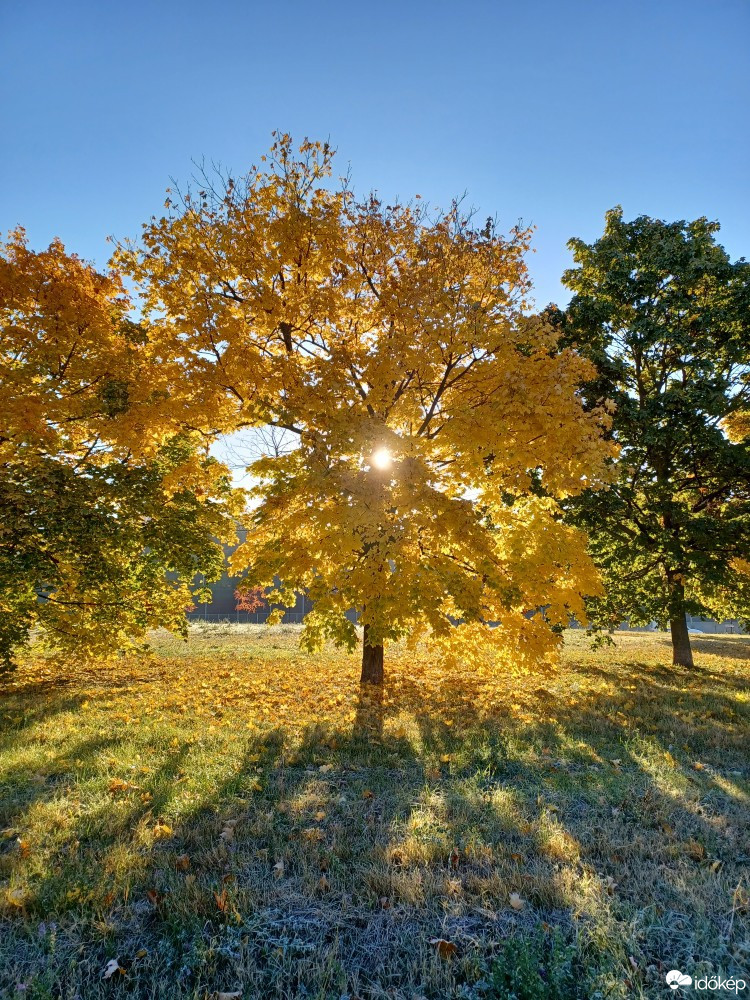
<box><xmin>1</xmin><ymin>627</ymin><xmax>749</xmax><ymax>998</ymax></box>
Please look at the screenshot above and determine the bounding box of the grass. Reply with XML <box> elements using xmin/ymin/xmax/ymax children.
<box><xmin>1</xmin><ymin>626</ymin><xmax>749</xmax><ymax>998</ymax></box>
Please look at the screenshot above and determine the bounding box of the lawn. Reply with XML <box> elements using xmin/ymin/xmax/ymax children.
<box><xmin>1</xmin><ymin>627</ymin><xmax>748</xmax><ymax>999</ymax></box>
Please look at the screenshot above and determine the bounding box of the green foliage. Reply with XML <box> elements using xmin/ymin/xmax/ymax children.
<box><xmin>558</xmin><ymin>207</ymin><xmax>750</xmax><ymax>649</ymax></box>
<box><xmin>486</xmin><ymin>931</ymin><xmax>578</xmax><ymax>999</ymax></box>
<box><xmin>0</xmin><ymin>438</ymin><xmax>236</xmax><ymax>668</ymax></box>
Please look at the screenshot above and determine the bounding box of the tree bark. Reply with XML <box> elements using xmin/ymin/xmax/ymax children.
<box><xmin>668</xmin><ymin>575</ymin><xmax>694</xmax><ymax>668</ymax></box>
<box><xmin>360</xmin><ymin>625</ymin><xmax>384</xmax><ymax>685</ymax></box>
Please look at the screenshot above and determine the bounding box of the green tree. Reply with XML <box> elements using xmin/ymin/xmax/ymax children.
<box><xmin>558</xmin><ymin>207</ymin><xmax>750</xmax><ymax>667</ymax></box>
<box><xmin>0</xmin><ymin>441</ymin><xmax>235</xmax><ymax>669</ymax></box>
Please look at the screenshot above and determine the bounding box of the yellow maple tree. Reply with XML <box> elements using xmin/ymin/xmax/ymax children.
<box><xmin>116</xmin><ymin>134</ymin><xmax>615</xmax><ymax>683</ymax></box>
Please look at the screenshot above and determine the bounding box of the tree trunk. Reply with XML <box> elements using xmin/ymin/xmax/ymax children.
<box><xmin>360</xmin><ymin>625</ymin><xmax>384</xmax><ymax>685</ymax></box>
<box><xmin>668</xmin><ymin>575</ymin><xmax>694</xmax><ymax>668</ymax></box>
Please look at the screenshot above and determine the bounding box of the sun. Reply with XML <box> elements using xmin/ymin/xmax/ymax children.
<box><xmin>371</xmin><ymin>447</ymin><xmax>392</xmax><ymax>470</ymax></box>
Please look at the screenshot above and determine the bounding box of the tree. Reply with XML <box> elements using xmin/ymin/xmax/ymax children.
<box><xmin>0</xmin><ymin>230</ymin><xmax>240</xmax><ymax>669</ymax></box>
<box><xmin>116</xmin><ymin>135</ymin><xmax>613</xmax><ymax>684</ymax></box>
<box><xmin>557</xmin><ymin>207</ymin><xmax>750</xmax><ymax>667</ymax></box>
<box><xmin>234</xmin><ymin>585</ymin><xmax>266</xmax><ymax>613</ymax></box>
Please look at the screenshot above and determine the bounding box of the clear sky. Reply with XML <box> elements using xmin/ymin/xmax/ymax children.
<box><xmin>1</xmin><ymin>0</ymin><xmax>748</xmax><ymax>308</ymax></box>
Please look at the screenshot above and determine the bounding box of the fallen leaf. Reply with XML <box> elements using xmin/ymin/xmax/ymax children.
<box><xmin>175</xmin><ymin>853</ymin><xmax>190</xmax><ymax>870</ymax></box>
<box><xmin>430</xmin><ymin>938</ymin><xmax>457</xmax><ymax>958</ymax></box>
<box><xmin>146</xmin><ymin>889</ymin><xmax>163</xmax><ymax>907</ymax></box>
<box><xmin>273</xmin><ymin>860</ymin><xmax>285</xmax><ymax>878</ymax></box>
<box><xmin>509</xmin><ymin>892</ymin><xmax>525</xmax><ymax>911</ymax></box>
<box><xmin>152</xmin><ymin>822</ymin><xmax>172</xmax><ymax>840</ymax></box>
<box><xmin>362</xmin><ymin>789</ymin><xmax>374</xmax><ymax>800</ymax></box>
<box><xmin>684</xmin><ymin>838</ymin><xmax>706</xmax><ymax>861</ymax></box>
<box><xmin>108</xmin><ymin>778</ymin><xmax>133</xmax><ymax>794</ymax></box>
<box><xmin>449</xmin><ymin>847</ymin><xmax>460</xmax><ymax>870</ymax></box>
<box><xmin>6</xmin><ymin>888</ymin><xmax>27</xmax><ymax>907</ymax></box>
<box><xmin>102</xmin><ymin>958</ymin><xmax>123</xmax><ymax>979</ymax></box>
<box><xmin>318</xmin><ymin>763</ymin><xmax>334</xmax><ymax>773</ymax></box>
<box><xmin>317</xmin><ymin>875</ymin><xmax>329</xmax><ymax>892</ymax></box>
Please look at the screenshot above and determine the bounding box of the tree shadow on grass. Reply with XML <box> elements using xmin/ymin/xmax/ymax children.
<box><xmin>1</xmin><ymin>645</ymin><xmax>748</xmax><ymax>998</ymax></box>
<box><xmin>620</xmin><ymin>631</ymin><xmax>750</xmax><ymax>663</ymax></box>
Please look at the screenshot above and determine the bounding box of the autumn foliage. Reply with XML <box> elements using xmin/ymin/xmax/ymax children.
<box><xmin>0</xmin><ymin>230</ymin><xmax>240</xmax><ymax>667</ymax></box>
<box><xmin>115</xmin><ymin>135</ymin><xmax>615</xmax><ymax>680</ymax></box>
<box><xmin>234</xmin><ymin>586</ymin><xmax>267</xmax><ymax>613</ymax></box>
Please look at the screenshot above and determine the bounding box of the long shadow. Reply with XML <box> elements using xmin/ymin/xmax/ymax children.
<box><xmin>1</xmin><ymin>643</ymin><xmax>748</xmax><ymax>999</ymax></box>
<box><xmin>625</xmin><ymin>631</ymin><xmax>750</xmax><ymax>662</ymax></box>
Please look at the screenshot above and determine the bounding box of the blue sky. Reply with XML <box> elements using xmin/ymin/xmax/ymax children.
<box><xmin>1</xmin><ymin>0</ymin><xmax>747</xmax><ymax>308</ymax></box>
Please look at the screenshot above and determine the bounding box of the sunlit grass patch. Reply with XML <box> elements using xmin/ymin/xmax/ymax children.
<box><xmin>1</xmin><ymin>628</ymin><xmax>749</xmax><ymax>998</ymax></box>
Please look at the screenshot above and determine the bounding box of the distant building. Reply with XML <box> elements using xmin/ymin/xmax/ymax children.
<box><xmin>187</xmin><ymin>529</ymin><xmax>353</xmax><ymax>623</ymax></box>
<box><xmin>619</xmin><ymin>614</ymin><xmax>745</xmax><ymax>635</ymax></box>
<box><xmin>187</xmin><ymin>531</ymin><xmax>745</xmax><ymax>632</ymax></box>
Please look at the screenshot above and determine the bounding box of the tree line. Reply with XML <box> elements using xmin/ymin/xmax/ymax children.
<box><xmin>1</xmin><ymin>135</ymin><xmax>748</xmax><ymax>682</ymax></box>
